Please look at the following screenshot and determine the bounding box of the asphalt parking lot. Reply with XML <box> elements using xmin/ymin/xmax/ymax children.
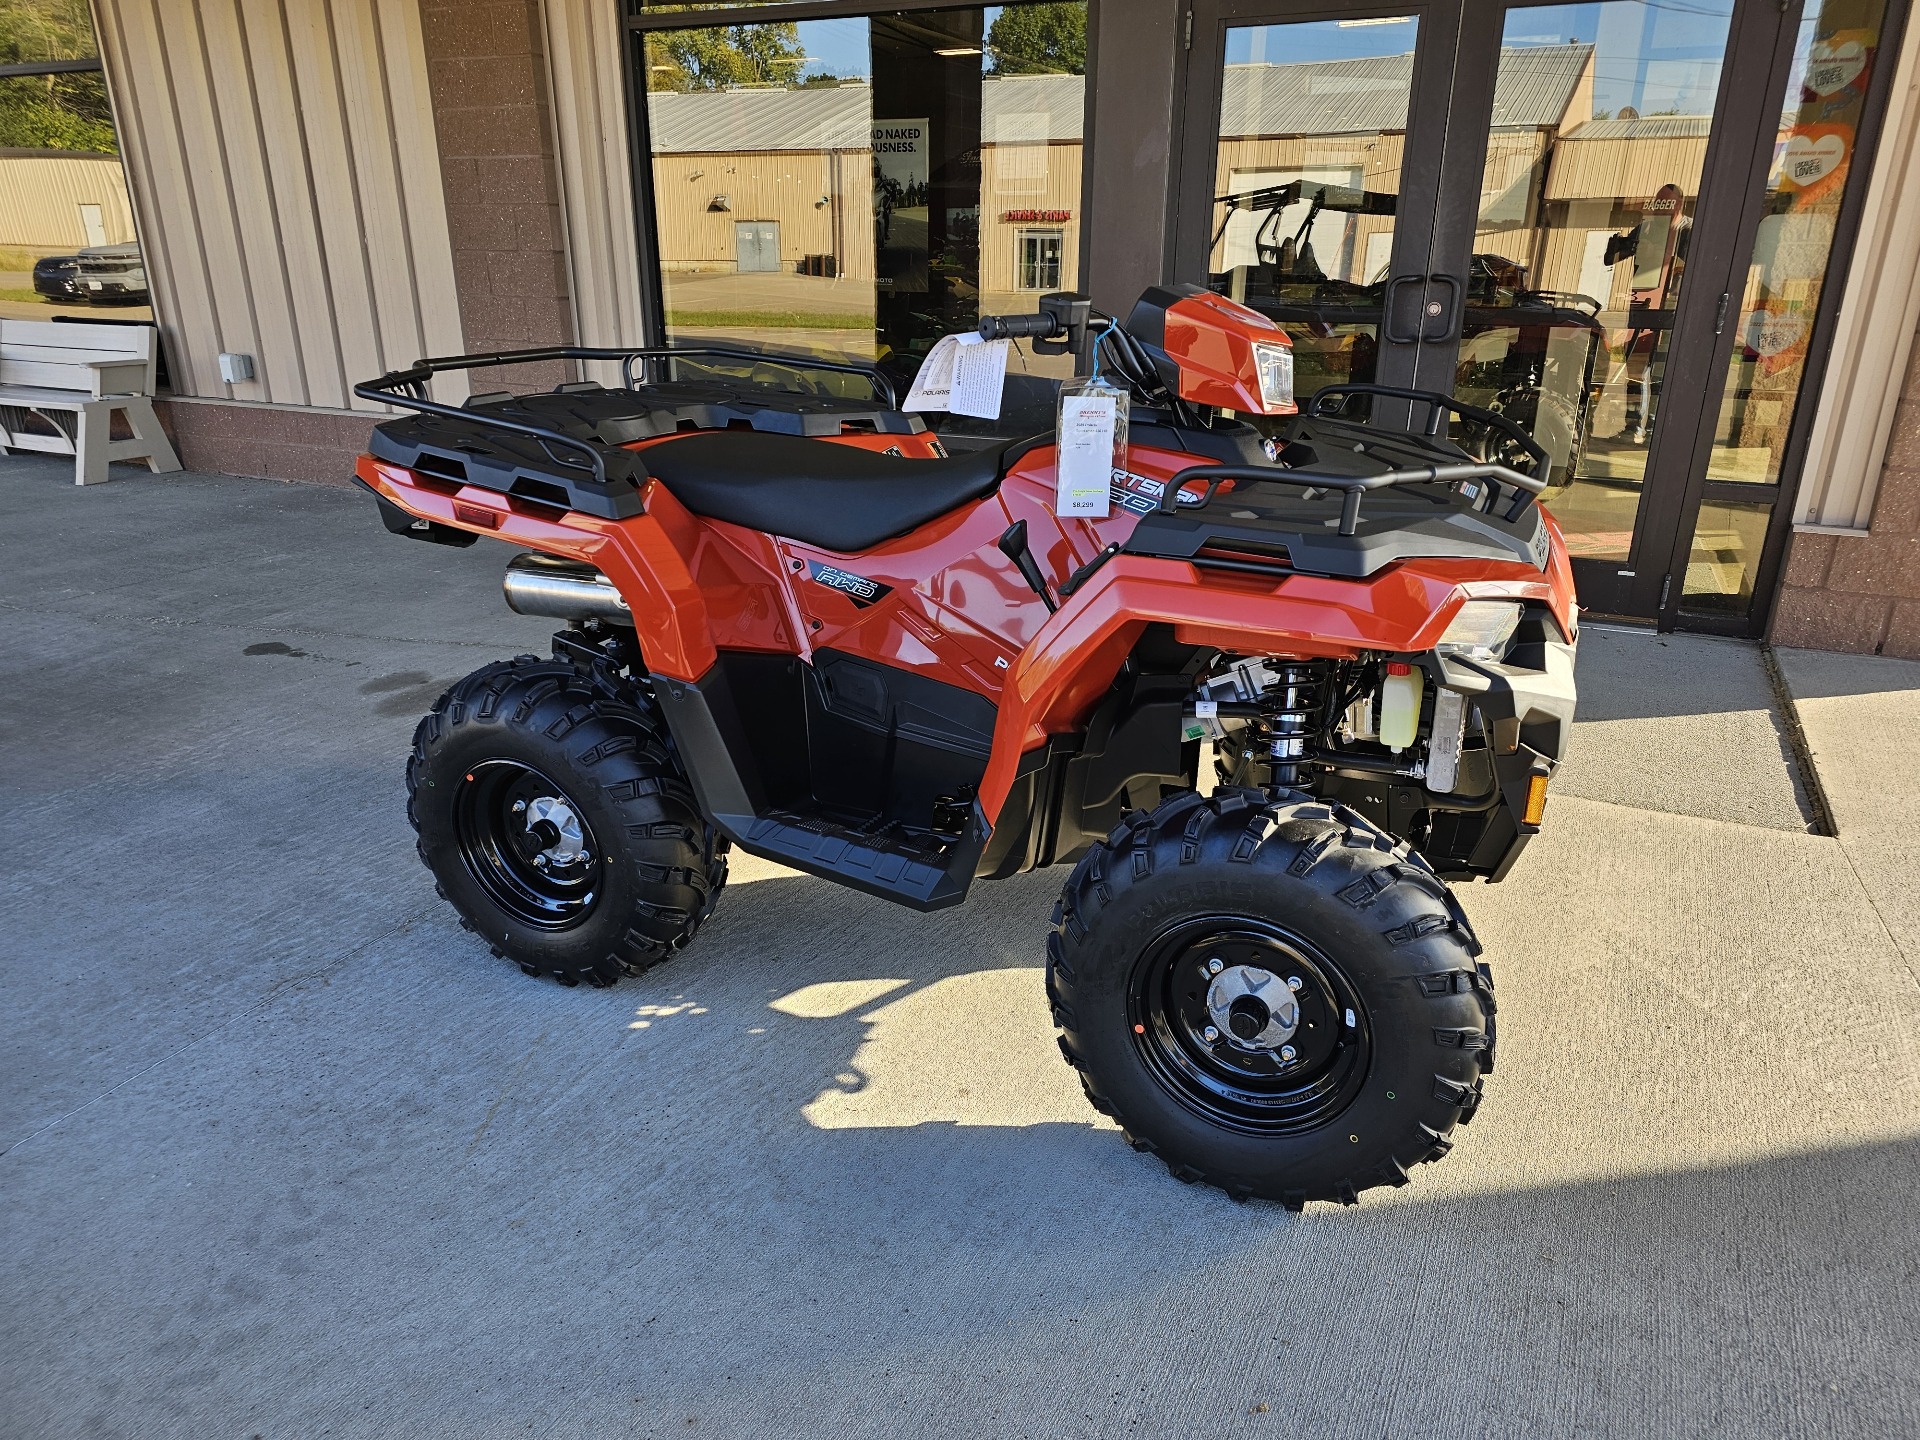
<box><xmin>4</xmin><ymin>458</ymin><xmax>1918</xmax><ymax>1439</ymax></box>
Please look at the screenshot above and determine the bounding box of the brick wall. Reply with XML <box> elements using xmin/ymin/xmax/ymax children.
<box><xmin>1771</xmin><ymin>324</ymin><xmax>1920</xmax><ymax>660</ymax></box>
<box><xmin>418</xmin><ymin>0</ymin><xmax>575</xmax><ymax>391</ymax></box>
<box><xmin>156</xmin><ymin>399</ymin><xmax>374</xmax><ymax>488</ymax></box>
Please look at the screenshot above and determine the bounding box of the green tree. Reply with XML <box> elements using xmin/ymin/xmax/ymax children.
<box><xmin>0</xmin><ymin>2</ymin><xmax>115</xmax><ymax>152</ymax></box>
<box><xmin>985</xmin><ymin>3</ymin><xmax>1086</xmax><ymax>76</ymax></box>
<box><xmin>644</xmin><ymin>24</ymin><xmax>807</xmax><ymax>93</ymax></box>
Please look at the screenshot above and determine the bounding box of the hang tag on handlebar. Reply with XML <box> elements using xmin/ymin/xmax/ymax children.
<box><xmin>903</xmin><ymin>333</ymin><xmax>1008</xmax><ymax>419</ymax></box>
<box><xmin>1056</xmin><ymin>379</ymin><xmax>1125</xmax><ymax>517</ymax></box>
<box><xmin>950</xmin><ymin>335</ymin><xmax>1009</xmax><ymax>419</ymax></box>
<box><xmin>903</xmin><ymin>335</ymin><xmax>960</xmax><ymax>412</ymax></box>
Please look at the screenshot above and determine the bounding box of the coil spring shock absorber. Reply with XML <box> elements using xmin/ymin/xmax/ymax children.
<box><xmin>1262</xmin><ymin>663</ymin><xmax>1324</xmax><ymax>790</ymax></box>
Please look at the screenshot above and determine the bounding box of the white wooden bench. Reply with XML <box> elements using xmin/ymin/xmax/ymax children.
<box><xmin>0</xmin><ymin>319</ymin><xmax>181</xmax><ymax>485</ymax></box>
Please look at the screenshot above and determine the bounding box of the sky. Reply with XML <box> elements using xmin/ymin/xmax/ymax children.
<box><xmin>779</xmin><ymin>8</ymin><xmax>1013</xmax><ymax>82</ymax></box>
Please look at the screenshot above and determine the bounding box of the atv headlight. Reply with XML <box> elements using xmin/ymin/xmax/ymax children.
<box><xmin>1437</xmin><ymin>600</ymin><xmax>1523</xmax><ymax>660</ymax></box>
<box><xmin>1252</xmin><ymin>341</ymin><xmax>1294</xmax><ymax>413</ymax></box>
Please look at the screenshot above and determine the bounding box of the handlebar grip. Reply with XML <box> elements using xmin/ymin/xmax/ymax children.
<box><xmin>979</xmin><ymin>312</ymin><xmax>1063</xmax><ymax>341</ymax></box>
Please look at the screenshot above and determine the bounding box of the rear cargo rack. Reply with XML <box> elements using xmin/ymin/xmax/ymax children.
<box><xmin>353</xmin><ymin>343</ymin><xmax>899</xmax><ymax>520</ymax></box>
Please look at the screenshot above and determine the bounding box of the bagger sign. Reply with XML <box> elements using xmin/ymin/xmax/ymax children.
<box><xmin>1001</xmin><ymin>209</ymin><xmax>1071</xmax><ymax>223</ymax></box>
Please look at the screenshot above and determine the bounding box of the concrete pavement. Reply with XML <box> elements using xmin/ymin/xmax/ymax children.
<box><xmin>2</xmin><ymin>457</ymin><xmax>1917</xmax><ymax>1439</ymax></box>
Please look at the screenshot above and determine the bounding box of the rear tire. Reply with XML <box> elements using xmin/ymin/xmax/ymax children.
<box><xmin>407</xmin><ymin>657</ymin><xmax>728</xmax><ymax>986</ymax></box>
<box><xmin>1048</xmin><ymin>788</ymin><xmax>1494</xmax><ymax>1208</ymax></box>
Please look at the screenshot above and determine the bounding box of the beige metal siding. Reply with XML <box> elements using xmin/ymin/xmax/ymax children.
<box><xmin>0</xmin><ymin>154</ymin><xmax>139</xmax><ymax>248</ymax></box>
<box><xmin>648</xmin><ymin>150</ymin><xmax>863</xmax><ymax>276</ymax></box>
<box><xmin>979</xmin><ymin>141</ymin><xmax>1083</xmax><ymax>296</ymax></box>
<box><xmin>542</xmin><ymin>0</ymin><xmax>647</xmax><ymax>362</ymax></box>
<box><xmin>94</xmin><ymin>0</ymin><xmax>463</xmax><ymax>407</ymax></box>
<box><xmin>1542</xmin><ymin>134</ymin><xmax>1709</xmax><ymax>203</ymax></box>
<box><xmin>1793</xmin><ymin>11</ymin><xmax>1920</xmax><ymax>531</ymax></box>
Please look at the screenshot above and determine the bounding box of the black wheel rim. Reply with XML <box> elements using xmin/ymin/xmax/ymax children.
<box><xmin>453</xmin><ymin>760</ymin><xmax>602</xmax><ymax>930</ymax></box>
<box><xmin>1127</xmin><ymin>915</ymin><xmax>1372</xmax><ymax>1136</ymax></box>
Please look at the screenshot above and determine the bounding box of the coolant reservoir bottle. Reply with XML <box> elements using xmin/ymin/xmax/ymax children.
<box><xmin>1379</xmin><ymin>662</ymin><xmax>1424</xmax><ymax>753</ymax></box>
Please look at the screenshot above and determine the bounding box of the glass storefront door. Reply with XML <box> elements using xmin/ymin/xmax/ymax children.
<box><xmin>1679</xmin><ymin>0</ymin><xmax>1896</xmax><ymax>619</ymax></box>
<box><xmin>1178</xmin><ymin>0</ymin><xmax>1904</xmax><ymax>631</ymax></box>
<box><xmin>1458</xmin><ymin>0</ymin><xmax>1740</xmax><ymax>615</ymax></box>
<box><xmin>1175</xmin><ymin>0</ymin><xmax>1471</xmax><ymax>403</ymax></box>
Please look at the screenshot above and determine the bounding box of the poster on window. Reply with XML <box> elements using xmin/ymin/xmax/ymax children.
<box><xmin>873</xmin><ymin>119</ymin><xmax>929</xmax><ymax>293</ymax></box>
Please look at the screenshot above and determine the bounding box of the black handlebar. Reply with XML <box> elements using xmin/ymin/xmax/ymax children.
<box><xmin>979</xmin><ymin>312</ymin><xmax>1065</xmax><ymax>341</ymax></box>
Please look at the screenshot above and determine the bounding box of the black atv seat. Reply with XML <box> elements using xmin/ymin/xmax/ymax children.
<box><xmin>642</xmin><ymin>431</ymin><xmax>1039</xmax><ymax>553</ymax></box>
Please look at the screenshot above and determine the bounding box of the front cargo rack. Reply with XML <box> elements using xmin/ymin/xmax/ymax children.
<box><xmin>354</xmin><ymin>343</ymin><xmax>901</xmax><ymax>520</ymax></box>
<box><xmin>1125</xmin><ymin>384</ymin><xmax>1554</xmax><ymax>580</ymax></box>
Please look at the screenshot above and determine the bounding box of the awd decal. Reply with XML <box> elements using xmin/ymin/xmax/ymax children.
<box><xmin>808</xmin><ymin>561</ymin><xmax>893</xmax><ymax>608</ymax></box>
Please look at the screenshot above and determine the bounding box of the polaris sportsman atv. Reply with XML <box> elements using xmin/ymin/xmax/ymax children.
<box><xmin>351</xmin><ymin>285</ymin><xmax>1577</xmax><ymax>1209</ymax></box>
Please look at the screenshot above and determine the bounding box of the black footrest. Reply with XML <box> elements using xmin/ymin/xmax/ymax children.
<box><xmin>743</xmin><ymin>808</ymin><xmax>982</xmax><ymax>911</ymax></box>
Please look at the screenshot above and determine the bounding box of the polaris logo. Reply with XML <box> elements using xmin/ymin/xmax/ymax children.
<box><xmin>808</xmin><ymin>562</ymin><xmax>892</xmax><ymax>608</ymax></box>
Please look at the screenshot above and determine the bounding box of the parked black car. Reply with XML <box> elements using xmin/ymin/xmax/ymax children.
<box><xmin>32</xmin><ymin>242</ymin><xmax>149</xmax><ymax>305</ymax></box>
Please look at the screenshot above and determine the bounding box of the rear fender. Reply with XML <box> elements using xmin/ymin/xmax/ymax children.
<box><xmin>354</xmin><ymin>456</ymin><xmax>718</xmax><ymax>680</ymax></box>
<box><xmin>976</xmin><ymin>551</ymin><xmax>1571</xmax><ymax>822</ymax></box>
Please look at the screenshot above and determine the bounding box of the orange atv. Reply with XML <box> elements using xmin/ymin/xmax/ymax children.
<box><xmin>352</xmin><ymin>285</ymin><xmax>1577</xmax><ymax>1208</ymax></box>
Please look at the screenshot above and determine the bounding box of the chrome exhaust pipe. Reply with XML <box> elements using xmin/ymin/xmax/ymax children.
<box><xmin>503</xmin><ymin>552</ymin><xmax>632</xmax><ymax>623</ymax></box>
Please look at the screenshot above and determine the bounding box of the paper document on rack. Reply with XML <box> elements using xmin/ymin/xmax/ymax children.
<box><xmin>948</xmin><ymin>336</ymin><xmax>1009</xmax><ymax>419</ymax></box>
<box><xmin>1055</xmin><ymin>393</ymin><xmax>1116</xmax><ymax>517</ymax></box>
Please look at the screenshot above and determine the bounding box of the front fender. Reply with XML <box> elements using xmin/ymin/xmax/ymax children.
<box><xmin>976</xmin><ymin>550</ymin><xmax>1571</xmax><ymax>823</ymax></box>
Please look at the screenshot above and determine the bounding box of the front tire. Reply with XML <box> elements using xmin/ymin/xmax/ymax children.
<box><xmin>1048</xmin><ymin>789</ymin><xmax>1494</xmax><ymax>1208</ymax></box>
<box><xmin>407</xmin><ymin>657</ymin><xmax>728</xmax><ymax>986</ymax></box>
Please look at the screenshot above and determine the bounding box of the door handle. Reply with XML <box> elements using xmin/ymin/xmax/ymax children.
<box><xmin>1384</xmin><ymin>274</ymin><xmax>1424</xmax><ymax>344</ymax></box>
<box><xmin>1384</xmin><ymin>273</ymin><xmax>1463</xmax><ymax>344</ymax></box>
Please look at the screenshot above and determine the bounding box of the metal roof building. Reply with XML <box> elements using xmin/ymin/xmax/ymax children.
<box><xmin>646</xmin><ymin>46</ymin><xmax>1591</xmax><ymax>156</ymax></box>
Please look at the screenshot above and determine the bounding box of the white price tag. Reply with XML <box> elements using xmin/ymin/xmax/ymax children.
<box><xmin>1056</xmin><ymin>393</ymin><xmax>1116</xmax><ymax>517</ymax></box>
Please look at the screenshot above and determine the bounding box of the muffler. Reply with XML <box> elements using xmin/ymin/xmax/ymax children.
<box><xmin>502</xmin><ymin>552</ymin><xmax>632</xmax><ymax>623</ymax></box>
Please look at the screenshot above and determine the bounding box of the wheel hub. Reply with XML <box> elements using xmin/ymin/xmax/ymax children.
<box><xmin>1206</xmin><ymin>964</ymin><xmax>1299</xmax><ymax>1051</ymax></box>
<box><xmin>523</xmin><ymin>794</ymin><xmax>589</xmax><ymax>868</ymax></box>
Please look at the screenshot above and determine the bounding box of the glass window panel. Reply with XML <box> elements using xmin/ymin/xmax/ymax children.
<box><xmin>640</xmin><ymin>4</ymin><xmax>1086</xmax><ymax>388</ymax></box>
<box><xmin>1458</xmin><ymin>1</ymin><xmax>1737</xmax><ymax>564</ymax></box>
<box><xmin>0</xmin><ymin>0</ymin><xmax>100</xmax><ymax>63</ymax></box>
<box><xmin>1702</xmin><ymin>0</ymin><xmax>1890</xmax><ymax>491</ymax></box>
<box><xmin>1680</xmin><ymin>498</ymin><xmax>1772</xmax><ymax>612</ymax></box>
<box><xmin>0</xmin><ymin>67</ymin><xmax>151</xmax><ymax>327</ymax></box>
<box><xmin>1205</xmin><ymin>16</ymin><xmax>1419</xmax><ymax>400</ymax></box>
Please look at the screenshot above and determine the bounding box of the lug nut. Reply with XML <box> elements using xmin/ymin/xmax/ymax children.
<box><xmin>1287</xmin><ymin>976</ymin><xmax>1304</xmax><ymax>991</ymax></box>
<box><xmin>1280</xmin><ymin>1044</ymin><xmax>1297</xmax><ymax>1061</ymax></box>
<box><xmin>533</xmin><ymin>854</ymin><xmax>550</xmax><ymax>870</ymax></box>
<box><xmin>1203</xmin><ymin>1025</ymin><xmax>1220</xmax><ymax>1042</ymax></box>
<box><xmin>512</xmin><ymin>799</ymin><xmax>528</xmax><ymax>814</ymax></box>
<box><xmin>1207</xmin><ymin>958</ymin><xmax>1224</xmax><ymax>975</ymax></box>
